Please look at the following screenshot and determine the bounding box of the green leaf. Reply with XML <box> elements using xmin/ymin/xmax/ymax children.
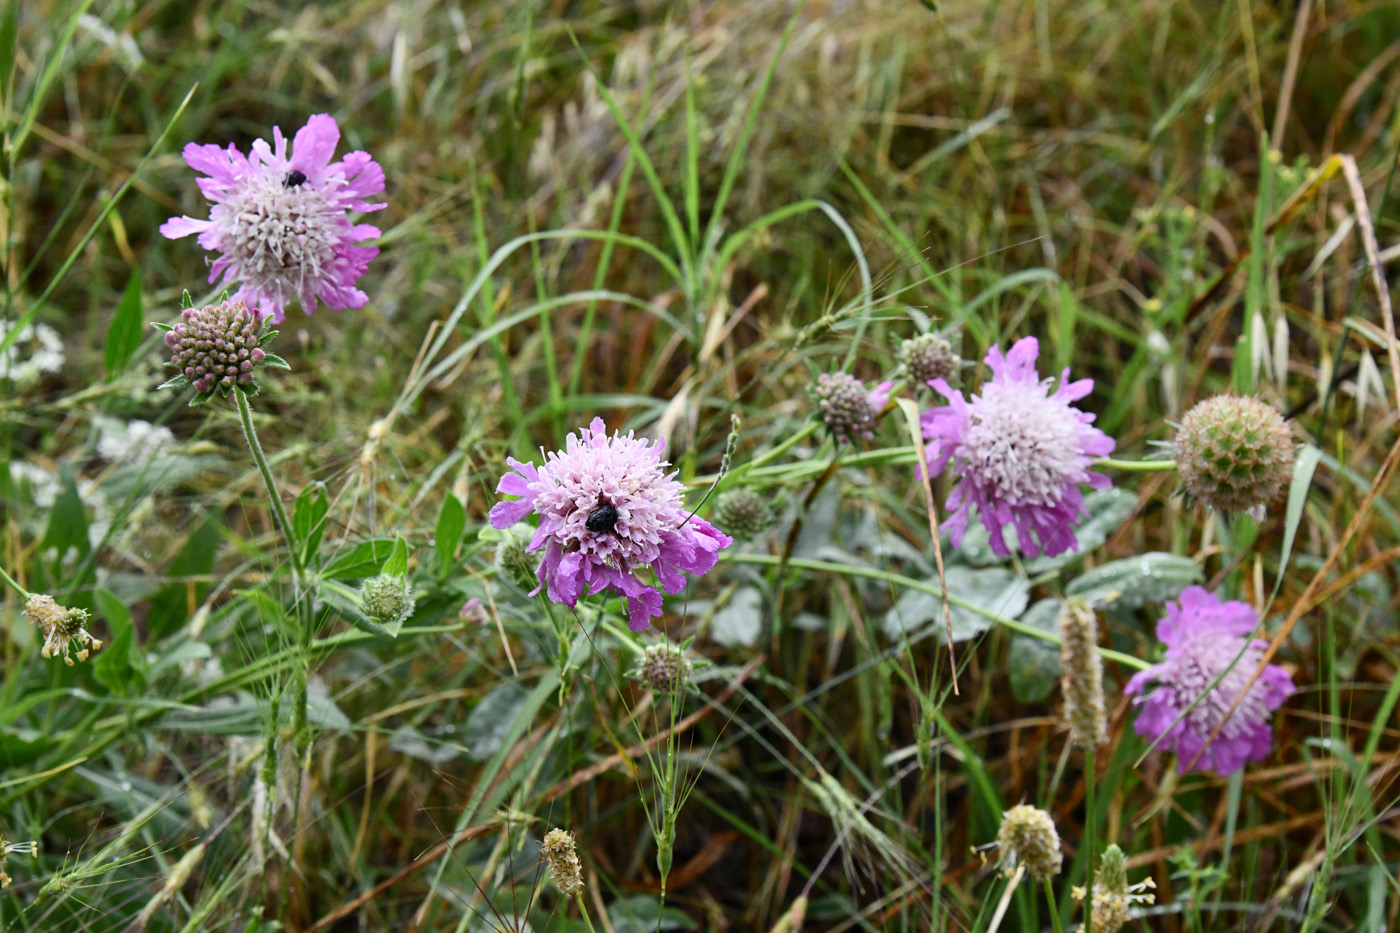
<box><xmin>321</xmin><ymin>539</ymin><xmax>398</xmax><ymax>579</ymax></box>
<box><xmin>260</xmin><ymin>353</ymin><xmax>291</xmax><ymax>370</ymax></box>
<box><xmin>435</xmin><ymin>494</ymin><xmax>466</xmax><ymax>577</ymax></box>
<box><xmin>151</xmin><ymin>321</ymin><xmax>173</xmax><ymax>334</ymax></box>
<box><xmin>181</xmin><ymin>289</ymin><xmax>194</xmax><ymax>309</ymax></box>
<box><xmin>293</xmin><ymin>482</ymin><xmax>329</xmax><ymax>566</ymax></box>
<box><xmin>42</xmin><ymin>466</ymin><xmax>91</xmax><ymax>566</ymax></box>
<box><xmin>607</xmin><ymin>894</ymin><xmax>696</xmax><ymax>933</ymax></box>
<box><xmin>155</xmin><ymin>374</ymin><xmax>190</xmax><ymax>390</ymax></box>
<box><xmin>883</xmin><ymin>565</ymin><xmax>1029</xmax><ymax>643</ymax></box>
<box><xmin>382</xmin><ymin>535</ymin><xmax>410</xmax><ymax>577</ymax></box>
<box><xmin>1065</xmin><ymin>552</ymin><xmax>1202</xmax><ymax>609</ymax></box>
<box><xmin>92</xmin><ymin>589</ymin><xmax>144</xmax><ymax>695</ymax></box>
<box><xmin>463</xmin><ymin>682</ymin><xmax>533</xmax><ymax>762</ymax></box>
<box><xmin>1270</xmin><ymin>443</ymin><xmax>1322</xmax><ymax>607</ymax></box>
<box><xmin>711</xmin><ymin>586</ymin><xmax>764</xmax><ymax>648</ymax></box>
<box><xmin>104</xmin><ymin>272</ymin><xmax>144</xmax><ymax>377</ymax></box>
<box><xmin>1009</xmin><ymin>600</ymin><xmax>1062</xmax><ymax>703</ymax></box>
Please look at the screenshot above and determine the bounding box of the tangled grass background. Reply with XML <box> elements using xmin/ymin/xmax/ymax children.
<box><xmin>3</xmin><ymin>1</ymin><xmax>1400</xmax><ymax>931</ymax></box>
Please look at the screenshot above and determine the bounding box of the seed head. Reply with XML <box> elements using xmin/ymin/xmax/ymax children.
<box><xmin>638</xmin><ymin>643</ymin><xmax>691</xmax><ymax>693</ymax></box>
<box><xmin>24</xmin><ymin>594</ymin><xmax>102</xmax><ymax>666</ymax></box>
<box><xmin>540</xmin><ymin>828</ymin><xmax>583</xmax><ymax>897</ymax></box>
<box><xmin>494</xmin><ymin>530</ymin><xmax>538</xmax><ymax>592</ymax></box>
<box><xmin>898</xmin><ymin>334</ymin><xmax>959</xmax><ymax>389</ymax></box>
<box><xmin>1059</xmin><ymin>598</ymin><xmax>1107</xmax><ymax>750</ymax></box>
<box><xmin>995</xmin><ymin>804</ymin><xmax>1062</xmax><ymax>881</ymax></box>
<box><xmin>1073</xmin><ymin>844</ymin><xmax>1155</xmax><ymax>933</ymax></box>
<box><xmin>712</xmin><ymin>487</ymin><xmax>776</xmax><ymax>541</ymax></box>
<box><xmin>811</xmin><ymin>372</ymin><xmax>892</xmax><ymax>444</ymax></box>
<box><xmin>158</xmin><ymin>297</ymin><xmax>285</xmax><ymax>404</ymax></box>
<box><xmin>360</xmin><ymin>574</ymin><xmax>415</xmax><ymax>630</ymax></box>
<box><xmin>1173</xmin><ymin>395</ymin><xmax>1295</xmax><ymax>518</ymax></box>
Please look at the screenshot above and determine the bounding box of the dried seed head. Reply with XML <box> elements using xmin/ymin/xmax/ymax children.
<box><xmin>540</xmin><ymin>828</ymin><xmax>583</xmax><ymax>897</ymax></box>
<box><xmin>898</xmin><ymin>333</ymin><xmax>959</xmax><ymax>389</ymax></box>
<box><xmin>1073</xmin><ymin>844</ymin><xmax>1155</xmax><ymax>933</ymax></box>
<box><xmin>23</xmin><ymin>594</ymin><xmax>102</xmax><ymax>665</ymax></box>
<box><xmin>1059</xmin><ymin>598</ymin><xmax>1107</xmax><ymax>750</ymax></box>
<box><xmin>638</xmin><ymin>643</ymin><xmax>691</xmax><ymax>693</ymax></box>
<box><xmin>359</xmin><ymin>574</ymin><xmax>415</xmax><ymax>630</ymax></box>
<box><xmin>996</xmin><ymin>804</ymin><xmax>1063</xmax><ymax>881</ymax></box>
<box><xmin>1173</xmin><ymin>395</ymin><xmax>1295</xmax><ymax>518</ymax></box>
<box><xmin>712</xmin><ymin>487</ymin><xmax>776</xmax><ymax>541</ymax></box>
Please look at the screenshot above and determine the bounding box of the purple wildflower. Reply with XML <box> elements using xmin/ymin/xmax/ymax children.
<box><xmin>1124</xmin><ymin>586</ymin><xmax>1295</xmax><ymax>776</ymax></box>
<box><xmin>488</xmin><ymin>418</ymin><xmax>732</xmax><ymax>632</ymax></box>
<box><xmin>160</xmin><ymin>114</ymin><xmax>386</xmax><ymax>323</ymax></box>
<box><xmin>921</xmin><ymin>337</ymin><xmax>1114</xmax><ymax>559</ymax></box>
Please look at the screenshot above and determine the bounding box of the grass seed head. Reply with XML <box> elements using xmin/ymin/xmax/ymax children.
<box><xmin>1059</xmin><ymin>598</ymin><xmax>1107</xmax><ymax>750</ymax></box>
<box><xmin>540</xmin><ymin>828</ymin><xmax>583</xmax><ymax>897</ymax></box>
<box><xmin>1073</xmin><ymin>844</ymin><xmax>1155</xmax><ymax>932</ymax></box>
<box><xmin>24</xmin><ymin>594</ymin><xmax>102</xmax><ymax>666</ymax></box>
<box><xmin>996</xmin><ymin>804</ymin><xmax>1063</xmax><ymax>881</ymax></box>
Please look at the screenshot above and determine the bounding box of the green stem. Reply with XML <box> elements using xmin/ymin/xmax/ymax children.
<box><xmin>0</xmin><ymin>565</ymin><xmax>30</xmax><ymax>599</ymax></box>
<box><xmin>576</xmin><ymin>897</ymin><xmax>598</xmax><ymax>933</ymax></box>
<box><xmin>1044</xmin><ymin>879</ymin><xmax>1065</xmax><ymax>933</ymax></box>
<box><xmin>235</xmin><ymin>388</ymin><xmax>301</xmax><ymax>577</ymax></box>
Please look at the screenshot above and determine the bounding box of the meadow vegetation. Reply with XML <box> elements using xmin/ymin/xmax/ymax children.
<box><xmin>2</xmin><ymin>0</ymin><xmax>1400</xmax><ymax>930</ymax></box>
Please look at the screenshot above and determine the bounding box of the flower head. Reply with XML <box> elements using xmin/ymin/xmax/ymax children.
<box><xmin>1073</xmin><ymin>845</ymin><xmax>1155</xmax><ymax>933</ymax></box>
<box><xmin>360</xmin><ymin>574</ymin><xmax>415</xmax><ymax>631</ymax></box>
<box><xmin>811</xmin><ymin>372</ymin><xmax>893</xmax><ymax>444</ymax></box>
<box><xmin>1172</xmin><ymin>394</ymin><xmax>1295</xmax><ymax>519</ymax></box>
<box><xmin>995</xmin><ymin>804</ymin><xmax>1062</xmax><ymax>881</ymax></box>
<box><xmin>712</xmin><ymin>487</ymin><xmax>777</xmax><ymax>541</ymax></box>
<box><xmin>1059</xmin><ymin>598</ymin><xmax>1107</xmax><ymax>750</ymax></box>
<box><xmin>488</xmin><ymin>418</ymin><xmax>732</xmax><ymax>632</ymax></box>
<box><xmin>160</xmin><ymin>114</ymin><xmax>386</xmax><ymax>323</ymax></box>
<box><xmin>898</xmin><ymin>333</ymin><xmax>959</xmax><ymax>390</ymax></box>
<box><xmin>540</xmin><ymin>828</ymin><xmax>583</xmax><ymax>897</ymax></box>
<box><xmin>23</xmin><ymin>594</ymin><xmax>101</xmax><ymax>666</ymax></box>
<box><xmin>1124</xmin><ymin>586</ymin><xmax>1295</xmax><ymax>775</ymax></box>
<box><xmin>921</xmin><ymin>337</ymin><xmax>1115</xmax><ymax>559</ymax></box>
<box><xmin>156</xmin><ymin>296</ymin><xmax>287</xmax><ymax>404</ymax></box>
<box><xmin>637</xmin><ymin>642</ymin><xmax>691</xmax><ymax>693</ymax></box>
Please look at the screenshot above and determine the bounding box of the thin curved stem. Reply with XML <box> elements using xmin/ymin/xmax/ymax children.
<box><xmin>235</xmin><ymin>388</ymin><xmax>301</xmax><ymax>577</ymax></box>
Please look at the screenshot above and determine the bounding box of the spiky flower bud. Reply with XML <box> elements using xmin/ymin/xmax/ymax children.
<box><xmin>996</xmin><ymin>804</ymin><xmax>1062</xmax><ymax>881</ymax></box>
<box><xmin>1073</xmin><ymin>844</ymin><xmax>1155</xmax><ymax>933</ymax></box>
<box><xmin>540</xmin><ymin>828</ymin><xmax>583</xmax><ymax>897</ymax></box>
<box><xmin>1173</xmin><ymin>395</ymin><xmax>1295</xmax><ymax>519</ymax></box>
<box><xmin>898</xmin><ymin>334</ymin><xmax>959</xmax><ymax>389</ymax></box>
<box><xmin>156</xmin><ymin>296</ymin><xmax>287</xmax><ymax>405</ymax></box>
<box><xmin>360</xmin><ymin>574</ymin><xmax>415</xmax><ymax>630</ymax></box>
<box><xmin>712</xmin><ymin>488</ymin><xmax>776</xmax><ymax>541</ymax></box>
<box><xmin>0</xmin><ymin>836</ymin><xmax>38</xmax><ymax>890</ymax></box>
<box><xmin>810</xmin><ymin>372</ymin><xmax>892</xmax><ymax>444</ymax></box>
<box><xmin>1059</xmin><ymin>598</ymin><xmax>1107</xmax><ymax>750</ymax></box>
<box><xmin>638</xmin><ymin>643</ymin><xmax>691</xmax><ymax>693</ymax></box>
<box><xmin>494</xmin><ymin>530</ymin><xmax>538</xmax><ymax>592</ymax></box>
<box><xmin>23</xmin><ymin>594</ymin><xmax>102</xmax><ymax>666</ymax></box>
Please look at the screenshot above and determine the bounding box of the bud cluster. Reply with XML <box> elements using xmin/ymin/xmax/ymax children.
<box><xmin>811</xmin><ymin>372</ymin><xmax>891</xmax><ymax>444</ymax></box>
<box><xmin>360</xmin><ymin>574</ymin><xmax>415</xmax><ymax>630</ymax></box>
<box><xmin>638</xmin><ymin>643</ymin><xmax>691</xmax><ymax>693</ymax></box>
<box><xmin>156</xmin><ymin>295</ymin><xmax>287</xmax><ymax>404</ymax></box>
<box><xmin>898</xmin><ymin>333</ymin><xmax>959</xmax><ymax>389</ymax></box>
<box><xmin>712</xmin><ymin>487</ymin><xmax>776</xmax><ymax>541</ymax></box>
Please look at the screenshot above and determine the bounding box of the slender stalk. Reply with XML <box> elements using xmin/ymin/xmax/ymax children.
<box><xmin>1044</xmin><ymin>880</ymin><xmax>1065</xmax><ymax>933</ymax></box>
<box><xmin>235</xmin><ymin>388</ymin><xmax>301</xmax><ymax>576</ymax></box>
<box><xmin>0</xmin><ymin>564</ymin><xmax>29</xmax><ymax>598</ymax></box>
<box><xmin>1084</xmin><ymin>746</ymin><xmax>1097</xmax><ymax>933</ymax></box>
<box><xmin>576</xmin><ymin>898</ymin><xmax>597</xmax><ymax>933</ymax></box>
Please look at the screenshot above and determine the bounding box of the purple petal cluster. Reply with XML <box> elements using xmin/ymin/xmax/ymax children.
<box><xmin>921</xmin><ymin>337</ymin><xmax>1114</xmax><ymax>558</ymax></box>
<box><xmin>1124</xmin><ymin>586</ymin><xmax>1295</xmax><ymax>776</ymax></box>
<box><xmin>489</xmin><ymin>418</ymin><xmax>732</xmax><ymax>631</ymax></box>
<box><xmin>160</xmin><ymin>114</ymin><xmax>386</xmax><ymax>323</ymax></box>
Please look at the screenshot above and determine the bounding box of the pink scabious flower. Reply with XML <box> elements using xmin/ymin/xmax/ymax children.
<box><xmin>488</xmin><ymin>418</ymin><xmax>732</xmax><ymax>631</ymax></box>
<box><xmin>921</xmin><ymin>337</ymin><xmax>1114</xmax><ymax>559</ymax></box>
<box><xmin>1124</xmin><ymin>586</ymin><xmax>1295</xmax><ymax>776</ymax></box>
<box><xmin>160</xmin><ymin>114</ymin><xmax>386</xmax><ymax>323</ymax></box>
